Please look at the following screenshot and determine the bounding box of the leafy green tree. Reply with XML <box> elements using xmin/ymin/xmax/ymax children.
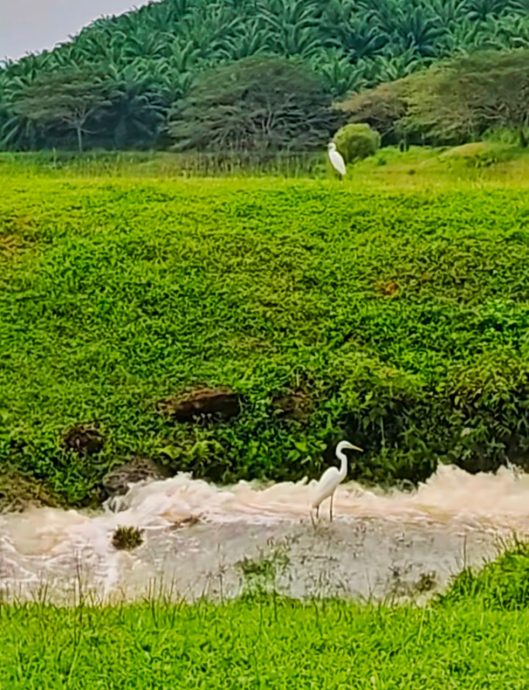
<box><xmin>338</xmin><ymin>81</ymin><xmax>407</xmax><ymax>144</ymax></box>
<box><xmin>169</xmin><ymin>56</ymin><xmax>340</xmax><ymax>153</ymax></box>
<box><xmin>102</xmin><ymin>67</ymin><xmax>166</xmax><ymax>148</ymax></box>
<box><xmin>405</xmin><ymin>51</ymin><xmax>529</xmax><ymax>145</ymax></box>
<box><xmin>339</xmin><ymin>48</ymin><xmax>529</xmax><ymax>147</ymax></box>
<box><xmin>13</xmin><ymin>70</ymin><xmax>111</xmax><ymax>151</ymax></box>
<box><xmin>321</xmin><ymin>4</ymin><xmax>388</xmax><ymax>61</ymax></box>
<box><xmin>369</xmin><ymin>48</ymin><xmax>423</xmax><ymax>83</ymax></box>
<box><xmin>333</xmin><ymin>123</ymin><xmax>381</xmax><ymax>163</ymax></box>
<box><xmin>261</xmin><ymin>0</ymin><xmax>320</xmax><ymax>57</ymax></box>
<box><xmin>466</xmin><ymin>0</ymin><xmax>508</xmax><ymax>21</ymax></box>
<box><xmin>0</xmin><ymin>73</ymin><xmax>47</xmax><ymax>150</ymax></box>
<box><xmin>311</xmin><ymin>49</ymin><xmax>367</xmax><ymax>98</ymax></box>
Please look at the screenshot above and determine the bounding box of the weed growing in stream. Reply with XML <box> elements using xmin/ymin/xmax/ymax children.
<box><xmin>111</xmin><ymin>526</ymin><xmax>144</xmax><ymax>551</ymax></box>
<box><xmin>237</xmin><ymin>538</ymin><xmax>291</xmax><ymax>597</ymax></box>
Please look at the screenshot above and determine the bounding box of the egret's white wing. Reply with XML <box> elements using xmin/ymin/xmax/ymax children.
<box><xmin>329</xmin><ymin>150</ymin><xmax>346</xmax><ymax>176</ymax></box>
<box><xmin>312</xmin><ymin>467</ymin><xmax>341</xmax><ymax>506</ymax></box>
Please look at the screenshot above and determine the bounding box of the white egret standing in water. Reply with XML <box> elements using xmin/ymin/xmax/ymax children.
<box><xmin>327</xmin><ymin>142</ymin><xmax>346</xmax><ymax>179</ymax></box>
<box><xmin>311</xmin><ymin>441</ymin><xmax>363</xmax><ymax>523</ymax></box>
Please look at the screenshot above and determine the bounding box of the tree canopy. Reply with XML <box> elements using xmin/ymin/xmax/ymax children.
<box><xmin>405</xmin><ymin>51</ymin><xmax>529</xmax><ymax>145</ymax></box>
<box><xmin>3</xmin><ymin>0</ymin><xmax>529</xmax><ymax>151</ymax></box>
<box><xmin>13</xmin><ymin>71</ymin><xmax>111</xmax><ymax>152</ymax></box>
<box><xmin>340</xmin><ymin>49</ymin><xmax>529</xmax><ymax>147</ymax></box>
<box><xmin>169</xmin><ymin>57</ymin><xmax>339</xmax><ymax>153</ymax></box>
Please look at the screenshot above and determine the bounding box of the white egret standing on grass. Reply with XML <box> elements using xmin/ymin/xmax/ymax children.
<box><xmin>311</xmin><ymin>441</ymin><xmax>363</xmax><ymax>523</ymax></box>
<box><xmin>327</xmin><ymin>142</ymin><xmax>346</xmax><ymax>179</ymax></box>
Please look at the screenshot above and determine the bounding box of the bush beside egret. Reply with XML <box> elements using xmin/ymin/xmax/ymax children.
<box><xmin>333</xmin><ymin>123</ymin><xmax>381</xmax><ymax>164</ymax></box>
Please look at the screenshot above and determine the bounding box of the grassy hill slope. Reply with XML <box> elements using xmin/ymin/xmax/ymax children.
<box><xmin>2</xmin><ymin>149</ymin><xmax>529</xmax><ymax>505</ymax></box>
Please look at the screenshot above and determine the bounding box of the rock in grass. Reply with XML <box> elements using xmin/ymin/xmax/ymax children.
<box><xmin>111</xmin><ymin>526</ymin><xmax>144</xmax><ymax>551</ymax></box>
<box><xmin>157</xmin><ymin>387</ymin><xmax>241</xmax><ymax>422</ymax></box>
<box><xmin>273</xmin><ymin>388</ymin><xmax>313</xmax><ymax>422</ymax></box>
<box><xmin>102</xmin><ymin>457</ymin><xmax>169</xmax><ymax>500</ymax></box>
<box><xmin>0</xmin><ymin>471</ymin><xmax>59</xmax><ymax>514</ymax></box>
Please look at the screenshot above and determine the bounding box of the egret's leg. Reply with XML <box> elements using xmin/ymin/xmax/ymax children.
<box><xmin>330</xmin><ymin>493</ymin><xmax>334</xmax><ymax>522</ymax></box>
<box><xmin>315</xmin><ymin>505</ymin><xmax>319</xmax><ymax>520</ymax></box>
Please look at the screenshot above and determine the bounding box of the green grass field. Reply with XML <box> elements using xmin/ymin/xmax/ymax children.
<box><xmin>2</xmin><ymin>543</ymin><xmax>529</xmax><ymax>689</ymax></box>
<box><xmin>3</xmin><ymin>148</ymin><xmax>529</xmax><ymax>688</ymax></box>
<box><xmin>2</xmin><ymin>145</ymin><xmax>529</xmax><ymax>507</ymax></box>
<box><xmin>3</xmin><ymin>600</ymin><xmax>528</xmax><ymax>689</ymax></box>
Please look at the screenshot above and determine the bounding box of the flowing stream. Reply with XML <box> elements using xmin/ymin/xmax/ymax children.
<box><xmin>1</xmin><ymin>464</ymin><xmax>528</xmax><ymax>604</ymax></box>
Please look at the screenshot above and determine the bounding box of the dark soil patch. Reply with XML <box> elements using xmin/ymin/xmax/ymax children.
<box><xmin>0</xmin><ymin>234</ymin><xmax>27</xmax><ymax>257</ymax></box>
<box><xmin>273</xmin><ymin>389</ymin><xmax>313</xmax><ymax>422</ymax></box>
<box><xmin>62</xmin><ymin>423</ymin><xmax>105</xmax><ymax>456</ymax></box>
<box><xmin>375</xmin><ymin>280</ymin><xmax>400</xmax><ymax>297</ymax></box>
<box><xmin>157</xmin><ymin>388</ymin><xmax>242</xmax><ymax>422</ymax></box>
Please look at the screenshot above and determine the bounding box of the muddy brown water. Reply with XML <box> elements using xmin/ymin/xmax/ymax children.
<box><xmin>1</xmin><ymin>464</ymin><xmax>528</xmax><ymax>604</ymax></box>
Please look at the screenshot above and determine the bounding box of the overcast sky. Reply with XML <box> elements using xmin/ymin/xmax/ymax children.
<box><xmin>0</xmin><ymin>1</ymin><xmax>151</xmax><ymax>61</ymax></box>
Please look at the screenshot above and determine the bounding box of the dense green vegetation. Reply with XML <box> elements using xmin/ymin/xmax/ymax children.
<box><xmin>342</xmin><ymin>49</ymin><xmax>529</xmax><ymax>146</ymax></box>
<box><xmin>334</xmin><ymin>122</ymin><xmax>381</xmax><ymax>163</ymax></box>
<box><xmin>440</xmin><ymin>541</ymin><xmax>529</xmax><ymax>611</ymax></box>
<box><xmin>4</xmin><ymin>0</ymin><xmax>529</xmax><ymax>150</ymax></box>
<box><xmin>168</xmin><ymin>57</ymin><xmax>339</xmax><ymax>153</ymax></box>
<box><xmin>2</xmin><ymin>150</ymin><xmax>529</xmax><ymax>506</ymax></box>
<box><xmin>2</xmin><ymin>544</ymin><xmax>529</xmax><ymax>688</ymax></box>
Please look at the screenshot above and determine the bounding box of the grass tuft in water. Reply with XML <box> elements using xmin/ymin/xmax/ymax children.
<box><xmin>111</xmin><ymin>526</ymin><xmax>144</xmax><ymax>551</ymax></box>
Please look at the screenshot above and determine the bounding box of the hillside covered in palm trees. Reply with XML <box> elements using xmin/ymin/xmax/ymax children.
<box><xmin>1</xmin><ymin>0</ymin><xmax>529</xmax><ymax>151</ymax></box>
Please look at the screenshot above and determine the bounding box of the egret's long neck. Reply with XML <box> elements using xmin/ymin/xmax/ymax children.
<box><xmin>337</xmin><ymin>449</ymin><xmax>347</xmax><ymax>479</ymax></box>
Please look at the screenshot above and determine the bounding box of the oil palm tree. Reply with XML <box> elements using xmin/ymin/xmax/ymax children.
<box><xmin>3</xmin><ymin>0</ymin><xmax>529</xmax><ymax>152</ymax></box>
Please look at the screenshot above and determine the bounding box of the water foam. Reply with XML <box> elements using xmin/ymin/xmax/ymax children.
<box><xmin>1</xmin><ymin>464</ymin><xmax>528</xmax><ymax>602</ymax></box>
<box><xmin>105</xmin><ymin>463</ymin><xmax>529</xmax><ymax>527</ymax></box>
